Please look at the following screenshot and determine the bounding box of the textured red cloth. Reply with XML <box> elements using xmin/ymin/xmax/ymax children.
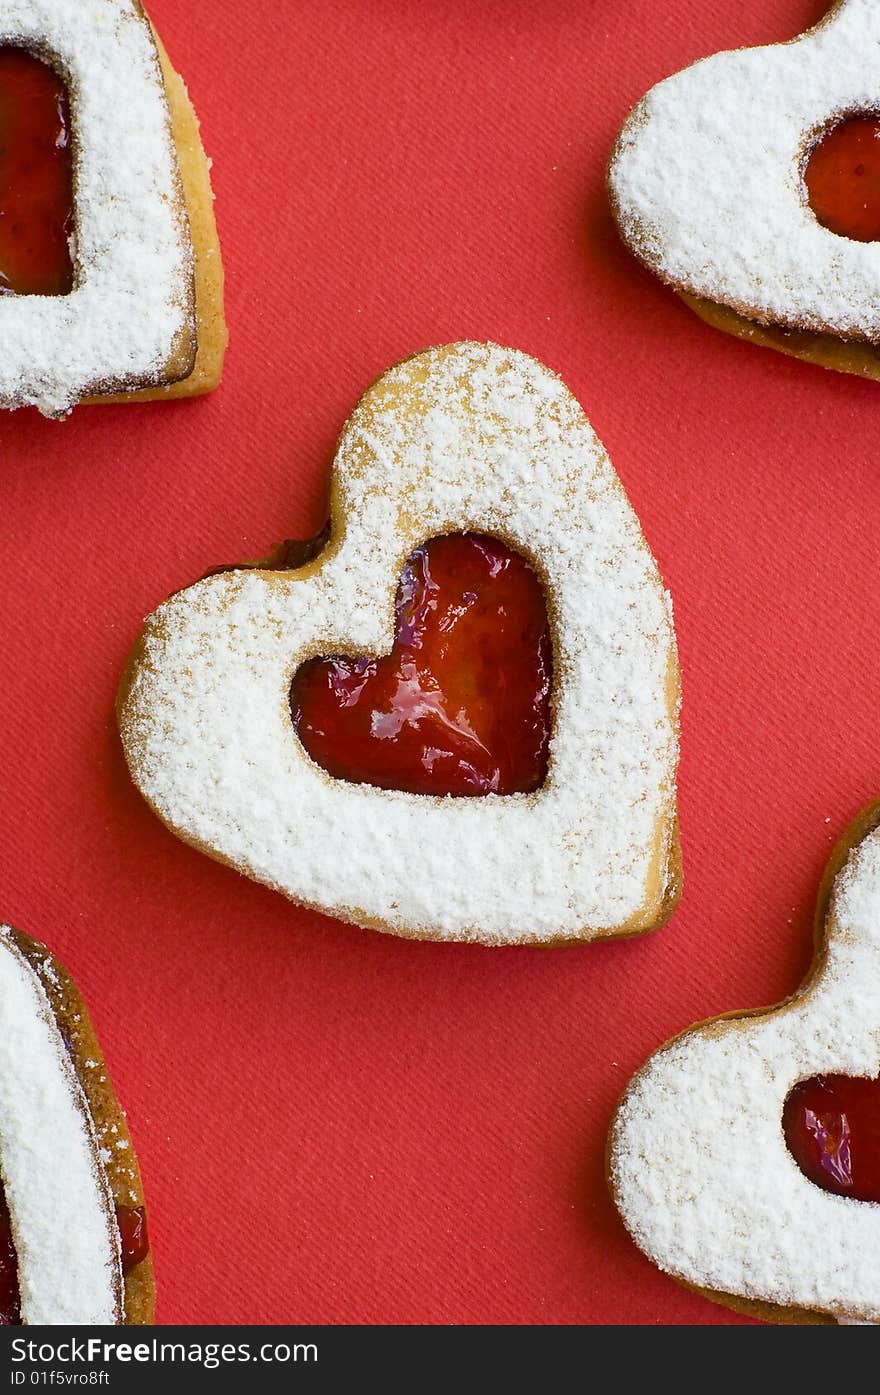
<box><xmin>0</xmin><ymin>0</ymin><xmax>865</xmax><ymax>1323</ymax></box>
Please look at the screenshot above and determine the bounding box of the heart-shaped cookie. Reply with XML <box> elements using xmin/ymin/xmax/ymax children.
<box><xmin>0</xmin><ymin>925</ymin><xmax>152</xmax><ymax>1324</ymax></box>
<box><xmin>0</xmin><ymin>1</ymin><xmax>226</xmax><ymax>414</ymax></box>
<box><xmin>609</xmin><ymin>803</ymin><xmax>880</xmax><ymax>1324</ymax></box>
<box><xmin>118</xmin><ymin>342</ymin><xmax>680</xmax><ymax>946</ymax></box>
<box><xmin>609</xmin><ymin>0</ymin><xmax>880</xmax><ymax>380</ymax></box>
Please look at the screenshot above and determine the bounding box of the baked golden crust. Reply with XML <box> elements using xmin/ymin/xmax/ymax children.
<box><xmin>8</xmin><ymin>928</ymin><xmax>154</xmax><ymax>1326</ymax></box>
<box><xmin>680</xmin><ymin>292</ymin><xmax>880</xmax><ymax>383</ymax></box>
<box><xmin>607</xmin><ymin>800</ymin><xmax>880</xmax><ymax>1325</ymax></box>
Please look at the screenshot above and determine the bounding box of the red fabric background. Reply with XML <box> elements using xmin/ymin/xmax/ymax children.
<box><xmin>0</xmin><ymin>0</ymin><xmax>869</xmax><ymax>1324</ymax></box>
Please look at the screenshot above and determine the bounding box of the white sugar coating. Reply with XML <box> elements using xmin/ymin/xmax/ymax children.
<box><xmin>119</xmin><ymin>341</ymin><xmax>680</xmax><ymax>945</ymax></box>
<box><xmin>0</xmin><ymin>928</ymin><xmax>121</xmax><ymax>1324</ymax></box>
<box><xmin>610</xmin><ymin>820</ymin><xmax>880</xmax><ymax>1323</ymax></box>
<box><xmin>609</xmin><ymin>0</ymin><xmax>880</xmax><ymax>341</ymax></box>
<box><xmin>0</xmin><ymin>0</ymin><xmax>192</xmax><ymax>415</ymax></box>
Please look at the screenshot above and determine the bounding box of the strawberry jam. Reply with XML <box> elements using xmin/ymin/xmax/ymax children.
<box><xmin>0</xmin><ymin>46</ymin><xmax>74</xmax><ymax>296</ymax></box>
<box><xmin>201</xmin><ymin>523</ymin><xmax>332</xmax><ymax>582</ymax></box>
<box><xmin>116</xmin><ymin>1205</ymin><xmax>149</xmax><ymax>1274</ymax></box>
<box><xmin>0</xmin><ymin>1185</ymin><xmax>147</xmax><ymax>1324</ymax></box>
<box><xmin>0</xmin><ymin>1194</ymin><xmax>20</xmax><ymax>1326</ymax></box>
<box><xmin>804</xmin><ymin>115</ymin><xmax>880</xmax><ymax>242</ymax></box>
<box><xmin>783</xmin><ymin>1074</ymin><xmax>880</xmax><ymax>1201</ymax></box>
<box><xmin>291</xmin><ymin>532</ymin><xmax>552</xmax><ymax>796</ymax></box>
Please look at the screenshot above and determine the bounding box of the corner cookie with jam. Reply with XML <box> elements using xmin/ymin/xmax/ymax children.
<box><xmin>0</xmin><ymin>0</ymin><xmax>226</xmax><ymax>415</ymax></box>
<box><xmin>0</xmin><ymin>926</ymin><xmax>152</xmax><ymax>1325</ymax></box>
<box><xmin>609</xmin><ymin>0</ymin><xmax>880</xmax><ymax>381</ymax></box>
<box><xmin>610</xmin><ymin>803</ymin><xmax>880</xmax><ymax>1324</ymax></box>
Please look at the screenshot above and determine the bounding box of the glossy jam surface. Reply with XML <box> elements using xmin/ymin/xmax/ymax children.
<box><xmin>0</xmin><ymin>1189</ymin><xmax>147</xmax><ymax>1324</ymax></box>
<box><xmin>0</xmin><ymin>46</ymin><xmax>74</xmax><ymax>296</ymax></box>
<box><xmin>116</xmin><ymin>1205</ymin><xmax>149</xmax><ymax>1274</ymax></box>
<box><xmin>805</xmin><ymin>115</ymin><xmax>880</xmax><ymax>242</ymax></box>
<box><xmin>291</xmin><ymin>532</ymin><xmax>552</xmax><ymax>797</ymax></box>
<box><xmin>783</xmin><ymin>1074</ymin><xmax>880</xmax><ymax>1202</ymax></box>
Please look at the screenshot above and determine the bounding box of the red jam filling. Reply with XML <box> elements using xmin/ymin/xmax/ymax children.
<box><xmin>804</xmin><ymin>114</ymin><xmax>880</xmax><ymax>242</ymax></box>
<box><xmin>290</xmin><ymin>532</ymin><xmax>552</xmax><ymax>797</ymax></box>
<box><xmin>116</xmin><ymin>1205</ymin><xmax>149</xmax><ymax>1274</ymax></box>
<box><xmin>0</xmin><ymin>1194</ymin><xmax>20</xmax><ymax>1327</ymax></box>
<box><xmin>0</xmin><ymin>46</ymin><xmax>74</xmax><ymax>296</ymax></box>
<box><xmin>201</xmin><ymin>523</ymin><xmax>332</xmax><ymax>582</ymax></box>
<box><xmin>783</xmin><ymin>1074</ymin><xmax>880</xmax><ymax>1202</ymax></box>
<box><xmin>0</xmin><ymin>1191</ymin><xmax>148</xmax><ymax>1325</ymax></box>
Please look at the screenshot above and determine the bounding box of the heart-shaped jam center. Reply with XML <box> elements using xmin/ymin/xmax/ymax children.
<box><xmin>0</xmin><ymin>1184</ymin><xmax>148</xmax><ymax>1325</ymax></box>
<box><xmin>804</xmin><ymin>114</ymin><xmax>880</xmax><ymax>242</ymax></box>
<box><xmin>783</xmin><ymin>1074</ymin><xmax>880</xmax><ymax>1202</ymax></box>
<box><xmin>290</xmin><ymin>532</ymin><xmax>552</xmax><ymax>797</ymax></box>
<box><xmin>0</xmin><ymin>46</ymin><xmax>74</xmax><ymax>296</ymax></box>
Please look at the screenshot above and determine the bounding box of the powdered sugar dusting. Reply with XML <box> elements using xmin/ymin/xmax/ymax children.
<box><xmin>0</xmin><ymin>928</ymin><xmax>121</xmax><ymax>1324</ymax></box>
<box><xmin>609</xmin><ymin>0</ymin><xmax>880</xmax><ymax>340</ymax></box>
<box><xmin>120</xmin><ymin>342</ymin><xmax>679</xmax><ymax>945</ymax></box>
<box><xmin>610</xmin><ymin>816</ymin><xmax>880</xmax><ymax>1323</ymax></box>
<box><xmin>0</xmin><ymin>1</ymin><xmax>192</xmax><ymax>414</ymax></box>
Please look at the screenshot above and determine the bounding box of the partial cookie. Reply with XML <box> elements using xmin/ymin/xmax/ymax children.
<box><xmin>609</xmin><ymin>803</ymin><xmax>880</xmax><ymax>1325</ymax></box>
<box><xmin>0</xmin><ymin>925</ymin><xmax>153</xmax><ymax>1325</ymax></box>
<box><xmin>0</xmin><ymin>1</ymin><xmax>226</xmax><ymax>415</ymax></box>
<box><xmin>609</xmin><ymin>0</ymin><xmax>880</xmax><ymax>381</ymax></box>
<box><xmin>118</xmin><ymin>341</ymin><xmax>680</xmax><ymax>946</ymax></box>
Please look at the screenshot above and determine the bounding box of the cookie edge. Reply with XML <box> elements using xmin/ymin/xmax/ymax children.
<box><xmin>6</xmin><ymin>927</ymin><xmax>155</xmax><ymax>1326</ymax></box>
<box><xmin>87</xmin><ymin>17</ymin><xmax>227</xmax><ymax>404</ymax></box>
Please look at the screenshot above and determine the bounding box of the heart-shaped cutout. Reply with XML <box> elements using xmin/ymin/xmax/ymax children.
<box><xmin>784</xmin><ymin>1073</ymin><xmax>880</xmax><ymax>1202</ymax></box>
<box><xmin>610</xmin><ymin>802</ymin><xmax>880</xmax><ymax>1324</ymax></box>
<box><xmin>0</xmin><ymin>46</ymin><xmax>73</xmax><ymax>296</ymax></box>
<box><xmin>119</xmin><ymin>342</ymin><xmax>680</xmax><ymax>945</ymax></box>
<box><xmin>805</xmin><ymin>114</ymin><xmax>880</xmax><ymax>242</ymax></box>
<box><xmin>609</xmin><ymin>0</ymin><xmax>880</xmax><ymax>378</ymax></box>
<box><xmin>290</xmin><ymin>531</ymin><xmax>552</xmax><ymax>798</ymax></box>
